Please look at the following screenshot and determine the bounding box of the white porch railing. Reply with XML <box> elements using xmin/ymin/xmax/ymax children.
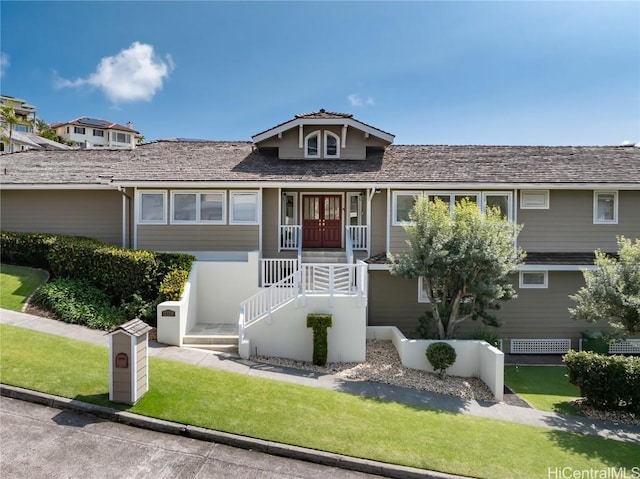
<box><xmin>261</xmin><ymin>258</ymin><xmax>299</xmax><ymax>286</ymax></box>
<box><xmin>345</xmin><ymin>225</ymin><xmax>368</xmax><ymax>250</ymax></box>
<box><xmin>279</xmin><ymin>225</ymin><xmax>301</xmax><ymax>250</ymax></box>
<box><xmin>240</xmin><ymin>262</ymin><xmax>368</xmax><ymax>327</ymax></box>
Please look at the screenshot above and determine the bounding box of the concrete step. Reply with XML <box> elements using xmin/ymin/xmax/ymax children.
<box><xmin>183</xmin><ymin>335</ymin><xmax>239</xmax><ymax>345</ymax></box>
<box><xmin>301</xmin><ymin>250</ymin><xmax>347</xmax><ymax>263</ymax></box>
<box><xmin>183</xmin><ymin>343</ymin><xmax>239</xmax><ymax>354</ymax></box>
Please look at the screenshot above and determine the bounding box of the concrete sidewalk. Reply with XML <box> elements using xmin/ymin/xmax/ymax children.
<box><xmin>1</xmin><ymin>309</ymin><xmax>639</xmax><ymax>445</ymax></box>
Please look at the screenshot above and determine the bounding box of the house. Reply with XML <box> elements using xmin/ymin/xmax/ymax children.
<box><xmin>1</xmin><ymin>94</ymin><xmax>71</xmax><ymax>154</ymax></box>
<box><xmin>51</xmin><ymin>117</ymin><xmax>140</xmax><ymax>149</ymax></box>
<box><xmin>1</xmin><ymin>109</ymin><xmax>639</xmax><ymax>356</ymax></box>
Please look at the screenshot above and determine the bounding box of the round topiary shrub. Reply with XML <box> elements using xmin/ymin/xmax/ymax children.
<box><xmin>426</xmin><ymin>342</ymin><xmax>457</xmax><ymax>378</ymax></box>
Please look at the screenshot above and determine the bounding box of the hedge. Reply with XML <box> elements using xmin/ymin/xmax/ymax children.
<box><xmin>564</xmin><ymin>350</ymin><xmax>640</xmax><ymax>413</ymax></box>
<box><xmin>307</xmin><ymin>313</ymin><xmax>332</xmax><ymax>366</ymax></box>
<box><xmin>1</xmin><ymin>231</ymin><xmax>67</xmax><ymax>269</ymax></box>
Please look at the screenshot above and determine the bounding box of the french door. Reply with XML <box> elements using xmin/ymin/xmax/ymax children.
<box><xmin>302</xmin><ymin>195</ymin><xmax>342</xmax><ymax>248</ymax></box>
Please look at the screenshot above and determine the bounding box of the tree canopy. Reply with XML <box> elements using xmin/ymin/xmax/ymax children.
<box><xmin>569</xmin><ymin>236</ymin><xmax>640</xmax><ymax>337</ymax></box>
<box><xmin>390</xmin><ymin>198</ymin><xmax>524</xmax><ymax>339</ymax></box>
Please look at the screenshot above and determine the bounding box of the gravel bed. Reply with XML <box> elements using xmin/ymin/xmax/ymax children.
<box><xmin>255</xmin><ymin>339</ymin><xmax>495</xmax><ymax>402</ymax></box>
<box><xmin>572</xmin><ymin>399</ymin><xmax>639</xmax><ymax>426</ymax></box>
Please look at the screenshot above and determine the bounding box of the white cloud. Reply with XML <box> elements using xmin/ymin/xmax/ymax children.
<box><xmin>0</xmin><ymin>52</ymin><xmax>9</xmax><ymax>78</ymax></box>
<box><xmin>347</xmin><ymin>93</ymin><xmax>374</xmax><ymax>107</ymax></box>
<box><xmin>56</xmin><ymin>42</ymin><xmax>173</xmax><ymax>102</ymax></box>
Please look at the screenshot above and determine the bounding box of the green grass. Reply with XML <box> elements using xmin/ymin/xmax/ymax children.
<box><xmin>1</xmin><ymin>325</ymin><xmax>637</xmax><ymax>478</ymax></box>
<box><xmin>505</xmin><ymin>365</ymin><xmax>581</xmax><ymax>415</ymax></box>
<box><xmin>0</xmin><ymin>264</ymin><xmax>48</xmax><ymax>312</ymax></box>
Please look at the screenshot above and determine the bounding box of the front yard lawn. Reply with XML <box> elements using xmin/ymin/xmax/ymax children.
<box><xmin>1</xmin><ymin>324</ymin><xmax>637</xmax><ymax>479</ymax></box>
<box><xmin>0</xmin><ymin>264</ymin><xmax>48</xmax><ymax>312</ymax></box>
<box><xmin>505</xmin><ymin>365</ymin><xmax>581</xmax><ymax>415</ymax></box>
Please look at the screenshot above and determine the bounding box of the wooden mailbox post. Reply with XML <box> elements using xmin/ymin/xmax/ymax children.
<box><xmin>108</xmin><ymin>319</ymin><xmax>152</xmax><ymax>405</ymax></box>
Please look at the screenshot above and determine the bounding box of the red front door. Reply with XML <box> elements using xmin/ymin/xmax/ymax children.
<box><xmin>302</xmin><ymin>195</ymin><xmax>342</xmax><ymax>248</ymax></box>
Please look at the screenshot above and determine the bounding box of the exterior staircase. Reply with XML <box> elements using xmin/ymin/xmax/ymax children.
<box><xmin>182</xmin><ymin>323</ymin><xmax>239</xmax><ymax>355</ymax></box>
<box><xmin>301</xmin><ymin>249</ymin><xmax>347</xmax><ymax>264</ymax></box>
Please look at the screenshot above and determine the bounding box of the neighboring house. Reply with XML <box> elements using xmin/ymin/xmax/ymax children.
<box><xmin>1</xmin><ymin>109</ymin><xmax>639</xmax><ymax>354</ymax></box>
<box><xmin>52</xmin><ymin>117</ymin><xmax>140</xmax><ymax>149</ymax></box>
<box><xmin>1</xmin><ymin>94</ymin><xmax>70</xmax><ymax>154</ymax></box>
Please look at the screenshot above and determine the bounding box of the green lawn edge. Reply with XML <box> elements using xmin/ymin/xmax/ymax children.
<box><xmin>1</xmin><ymin>324</ymin><xmax>637</xmax><ymax>479</ymax></box>
<box><xmin>0</xmin><ymin>264</ymin><xmax>48</xmax><ymax>312</ymax></box>
<box><xmin>505</xmin><ymin>365</ymin><xmax>581</xmax><ymax>415</ymax></box>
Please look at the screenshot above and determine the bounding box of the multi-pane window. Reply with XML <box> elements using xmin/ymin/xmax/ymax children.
<box><xmin>324</xmin><ymin>131</ymin><xmax>340</xmax><ymax>157</ymax></box>
<box><xmin>112</xmin><ymin>132</ymin><xmax>131</xmax><ymax>143</ymax></box>
<box><xmin>74</xmin><ymin>126</ymin><xmax>86</xmax><ymax>135</ymax></box>
<box><xmin>305</xmin><ymin>131</ymin><xmax>320</xmax><ymax>158</ymax></box>
<box><xmin>593</xmin><ymin>191</ymin><xmax>618</xmax><ymax>224</ymax></box>
<box><xmin>519</xmin><ymin>271</ymin><xmax>548</xmax><ymax>289</ymax></box>
<box><xmin>93</xmin><ymin>129</ymin><xmax>104</xmax><ymax>137</ymax></box>
<box><xmin>171</xmin><ymin>191</ymin><xmax>225</xmax><ymax>224</ymax></box>
<box><xmin>139</xmin><ymin>191</ymin><xmax>167</xmax><ymax>224</ymax></box>
<box><xmin>230</xmin><ymin>192</ymin><xmax>258</xmax><ymax>224</ymax></box>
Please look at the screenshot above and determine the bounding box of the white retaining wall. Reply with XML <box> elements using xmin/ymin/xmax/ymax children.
<box><xmin>242</xmin><ymin>295</ymin><xmax>367</xmax><ymax>363</ymax></box>
<box><xmin>157</xmin><ymin>268</ymin><xmax>197</xmax><ymax>346</ymax></box>
<box><xmin>367</xmin><ymin>326</ymin><xmax>504</xmax><ymax>401</ymax></box>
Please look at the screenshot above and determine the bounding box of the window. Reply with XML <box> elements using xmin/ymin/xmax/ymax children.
<box><xmin>281</xmin><ymin>192</ymin><xmax>298</xmax><ymax>225</ymax></box>
<box><xmin>483</xmin><ymin>192</ymin><xmax>512</xmax><ymax>220</ymax></box>
<box><xmin>171</xmin><ymin>191</ymin><xmax>225</xmax><ymax>224</ymax></box>
<box><xmin>74</xmin><ymin>126</ymin><xmax>86</xmax><ymax>135</ymax></box>
<box><xmin>93</xmin><ymin>129</ymin><xmax>104</xmax><ymax>137</ymax></box>
<box><xmin>393</xmin><ymin>191</ymin><xmax>422</xmax><ymax>225</ymax></box>
<box><xmin>347</xmin><ymin>193</ymin><xmax>363</xmax><ymax>226</ymax></box>
<box><xmin>520</xmin><ymin>190</ymin><xmax>549</xmax><ymax>209</ymax></box>
<box><xmin>324</xmin><ymin>131</ymin><xmax>340</xmax><ymax>158</ymax></box>
<box><xmin>418</xmin><ymin>277</ymin><xmax>431</xmax><ymax>303</ymax></box>
<box><xmin>305</xmin><ymin>131</ymin><xmax>320</xmax><ymax>158</ymax></box>
<box><xmin>112</xmin><ymin>132</ymin><xmax>131</xmax><ymax>143</ymax></box>
<box><xmin>139</xmin><ymin>191</ymin><xmax>167</xmax><ymax>224</ymax></box>
<box><xmin>230</xmin><ymin>191</ymin><xmax>259</xmax><ymax>224</ymax></box>
<box><xmin>594</xmin><ymin>191</ymin><xmax>618</xmax><ymax>224</ymax></box>
<box><xmin>519</xmin><ymin>271</ymin><xmax>548</xmax><ymax>289</ymax></box>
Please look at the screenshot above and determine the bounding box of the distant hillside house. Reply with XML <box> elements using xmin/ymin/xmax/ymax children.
<box><xmin>1</xmin><ymin>94</ymin><xmax>70</xmax><ymax>153</ymax></box>
<box><xmin>52</xmin><ymin>117</ymin><xmax>140</xmax><ymax>149</ymax></box>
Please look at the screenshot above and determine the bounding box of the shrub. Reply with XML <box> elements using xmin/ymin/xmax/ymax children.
<box><xmin>32</xmin><ymin>278</ymin><xmax>126</xmax><ymax>330</ymax></box>
<box><xmin>306</xmin><ymin>314</ymin><xmax>332</xmax><ymax>366</ymax></box>
<box><xmin>467</xmin><ymin>326</ymin><xmax>501</xmax><ymax>349</ymax></box>
<box><xmin>158</xmin><ymin>268</ymin><xmax>189</xmax><ymax>302</ymax></box>
<box><xmin>564</xmin><ymin>350</ymin><xmax>640</xmax><ymax>413</ymax></box>
<box><xmin>156</xmin><ymin>252</ymin><xmax>195</xmax><ymax>277</ymax></box>
<box><xmin>47</xmin><ymin>237</ymin><xmax>159</xmax><ymax>302</ymax></box>
<box><xmin>426</xmin><ymin>342</ymin><xmax>457</xmax><ymax>378</ymax></box>
<box><xmin>1</xmin><ymin>231</ymin><xmax>61</xmax><ymax>269</ymax></box>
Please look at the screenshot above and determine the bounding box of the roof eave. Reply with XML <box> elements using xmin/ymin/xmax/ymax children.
<box><xmin>252</xmin><ymin>118</ymin><xmax>395</xmax><ymax>144</ymax></box>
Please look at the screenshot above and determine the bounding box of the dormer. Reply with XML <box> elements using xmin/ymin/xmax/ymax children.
<box><xmin>252</xmin><ymin>109</ymin><xmax>394</xmax><ymax>160</ymax></box>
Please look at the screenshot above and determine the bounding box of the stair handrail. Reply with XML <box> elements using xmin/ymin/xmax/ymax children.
<box><xmin>240</xmin><ymin>268</ymin><xmax>300</xmax><ymax>327</ymax></box>
<box><xmin>345</xmin><ymin>226</ymin><xmax>354</xmax><ymax>265</ymax></box>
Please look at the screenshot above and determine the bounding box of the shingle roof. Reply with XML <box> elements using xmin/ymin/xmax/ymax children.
<box><xmin>51</xmin><ymin>117</ymin><xmax>139</xmax><ymax>133</ymax></box>
<box><xmin>1</xmin><ymin>141</ymin><xmax>639</xmax><ymax>186</ymax></box>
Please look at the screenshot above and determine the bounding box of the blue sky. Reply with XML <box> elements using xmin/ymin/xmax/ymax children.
<box><xmin>1</xmin><ymin>1</ymin><xmax>638</xmax><ymax>145</ymax></box>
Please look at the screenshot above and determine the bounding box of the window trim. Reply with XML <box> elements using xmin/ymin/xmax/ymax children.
<box><xmin>593</xmin><ymin>190</ymin><xmax>618</xmax><ymax>224</ymax></box>
<box><xmin>229</xmin><ymin>191</ymin><xmax>260</xmax><ymax>225</ymax></box>
<box><xmin>73</xmin><ymin>126</ymin><xmax>86</xmax><ymax>135</ymax></box>
<box><xmin>418</xmin><ymin>276</ymin><xmax>431</xmax><ymax>303</ymax></box>
<box><xmin>482</xmin><ymin>191</ymin><xmax>513</xmax><ymax>221</ymax></box>
<box><xmin>519</xmin><ymin>270</ymin><xmax>548</xmax><ymax>289</ymax></box>
<box><xmin>304</xmin><ymin>130</ymin><xmax>320</xmax><ymax>159</ymax></box>
<box><xmin>170</xmin><ymin>190</ymin><xmax>226</xmax><ymax>225</ymax></box>
<box><xmin>138</xmin><ymin>190</ymin><xmax>167</xmax><ymax>225</ymax></box>
<box><xmin>520</xmin><ymin>190</ymin><xmax>549</xmax><ymax>209</ymax></box>
<box><xmin>324</xmin><ymin>130</ymin><xmax>340</xmax><ymax>158</ymax></box>
<box><xmin>392</xmin><ymin>191</ymin><xmax>423</xmax><ymax>226</ymax></box>
<box><xmin>93</xmin><ymin>129</ymin><xmax>104</xmax><ymax>137</ymax></box>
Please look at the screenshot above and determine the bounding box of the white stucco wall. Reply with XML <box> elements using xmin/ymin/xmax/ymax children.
<box><xmin>367</xmin><ymin>326</ymin><xmax>504</xmax><ymax>401</ymax></box>
<box><xmin>196</xmin><ymin>252</ymin><xmax>261</xmax><ymax>324</ymax></box>
<box><xmin>157</xmin><ymin>268</ymin><xmax>196</xmax><ymax>346</ymax></box>
<box><xmin>243</xmin><ymin>295</ymin><xmax>367</xmax><ymax>363</ymax></box>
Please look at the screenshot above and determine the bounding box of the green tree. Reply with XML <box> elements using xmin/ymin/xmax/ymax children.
<box><xmin>569</xmin><ymin>236</ymin><xmax>640</xmax><ymax>337</ymax></box>
<box><xmin>1</xmin><ymin>104</ymin><xmax>32</xmax><ymax>153</ymax></box>
<box><xmin>36</xmin><ymin>118</ymin><xmax>59</xmax><ymax>142</ymax></box>
<box><xmin>390</xmin><ymin>198</ymin><xmax>524</xmax><ymax>339</ymax></box>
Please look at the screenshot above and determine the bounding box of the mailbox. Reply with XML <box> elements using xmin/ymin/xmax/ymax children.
<box><xmin>108</xmin><ymin>319</ymin><xmax>152</xmax><ymax>405</ymax></box>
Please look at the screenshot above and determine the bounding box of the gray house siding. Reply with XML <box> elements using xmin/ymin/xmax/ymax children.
<box><xmin>518</xmin><ymin>190</ymin><xmax>640</xmax><ymax>253</ymax></box>
<box><xmin>137</xmin><ymin>225</ymin><xmax>259</xmax><ymax>252</ymax></box>
<box><xmin>0</xmin><ymin>189</ymin><xmax>123</xmax><ymax>245</ymax></box>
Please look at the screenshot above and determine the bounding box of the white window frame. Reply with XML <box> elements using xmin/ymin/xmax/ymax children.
<box><xmin>519</xmin><ymin>271</ymin><xmax>548</xmax><ymax>289</ymax></box>
<box><xmin>520</xmin><ymin>190</ymin><xmax>549</xmax><ymax>209</ymax></box>
<box><xmin>482</xmin><ymin>191</ymin><xmax>513</xmax><ymax>221</ymax></box>
<box><xmin>304</xmin><ymin>130</ymin><xmax>320</xmax><ymax>159</ymax></box>
<box><xmin>593</xmin><ymin>190</ymin><xmax>618</xmax><ymax>224</ymax></box>
<box><xmin>392</xmin><ymin>191</ymin><xmax>423</xmax><ymax>226</ymax></box>
<box><xmin>346</xmin><ymin>192</ymin><xmax>363</xmax><ymax>226</ymax></box>
<box><xmin>281</xmin><ymin>191</ymin><xmax>298</xmax><ymax>225</ymax></box>
<box><xmin>93</xmin><ymin>129</ymin><xmax>104</xmax><ymax>137</ymax></box>
<box><xmin>170</xmin><ymin>190</ymin><xmax>226</xmax><ymax>225</ymax></box>
<box><xmin>230</xmin><ymin>191</ymin><xmax>260</xmax><ymax>225</ymax></box>
<box><xmin>418</xmin><ymin>277</ymin><xmax>431</xmax><ymax>303</ymax></box>
<box><xmin>74</xmin><ymin>126</ymin><xmax>85</xmax><ymax>135</ymax></box>
<box><xmin>324</xmin><ymin>130</ymin><xmax>340</xmax><ymax>158</ymax></box>
<box><xmin>138</xmin><ymin>190</ymin><xmax>167</xmax><ymax>225</ymax></box>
